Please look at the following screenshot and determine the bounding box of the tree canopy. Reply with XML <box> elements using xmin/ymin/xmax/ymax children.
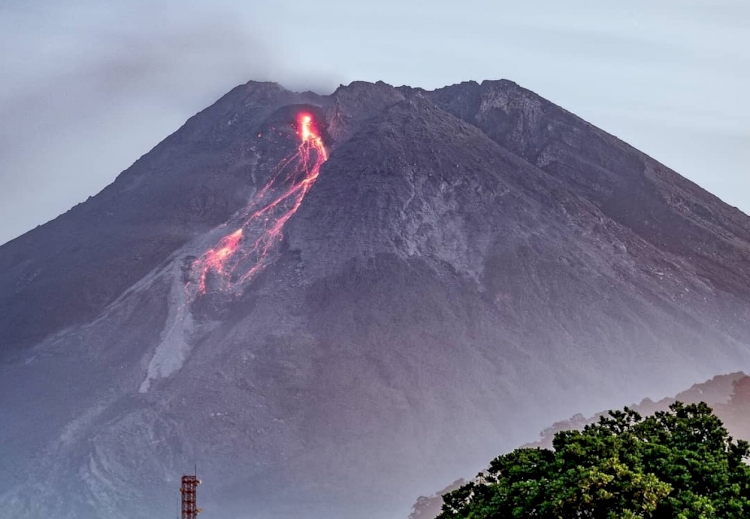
<box><xmin>438</xmin><ymin>402</ymin><xmax>750</xmax><ymax>518</ymax></box>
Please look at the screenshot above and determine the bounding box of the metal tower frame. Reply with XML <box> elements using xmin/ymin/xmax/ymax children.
<box><xmin>180</xmin><ymin>472</ymin><xmax>202</xmax><ymax>519</ymax></box>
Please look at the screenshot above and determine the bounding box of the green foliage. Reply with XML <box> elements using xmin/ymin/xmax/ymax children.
<box><xmin>439</xmin><ymin>402</ymin><xmax>750</xmax><ymax>518</ymax></box>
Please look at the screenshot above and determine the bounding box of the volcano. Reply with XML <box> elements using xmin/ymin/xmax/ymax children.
<box><xmin>1</xmin><ymin>79</ymin><xmax>750</xmax><ymax>519</ymax></box>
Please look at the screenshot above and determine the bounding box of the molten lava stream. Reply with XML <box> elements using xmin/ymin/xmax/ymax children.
<box><xmin>191</xmin><ymin>113</ymin><xmax>327</xmax><ymax>296</ymax></box>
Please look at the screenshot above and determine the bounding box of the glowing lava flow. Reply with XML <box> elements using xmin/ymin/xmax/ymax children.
<box><xmin>191</xmin><ymin>113</ymin><xmax>327</xmax><ymax>296</ymax></box>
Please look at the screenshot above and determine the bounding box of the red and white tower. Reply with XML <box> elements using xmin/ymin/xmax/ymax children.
<box><xmin>180</xmin><ymin>473</ymin><xmax>202</xmax><ymax>519</ymax></box>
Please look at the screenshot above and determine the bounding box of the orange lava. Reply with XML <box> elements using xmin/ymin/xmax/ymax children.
<box><xmin>191</xmin><ymin>112</ymin><xmax>327</xmax><ymax>296</ymax></box>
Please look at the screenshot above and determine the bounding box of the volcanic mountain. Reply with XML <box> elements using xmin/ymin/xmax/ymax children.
<box><xmin>1</xmin><ymin>79</ymin><xmax>750</xmax><ymax>519</ymax></box>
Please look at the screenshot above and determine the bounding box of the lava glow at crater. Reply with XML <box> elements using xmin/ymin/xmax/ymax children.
<box><xmin>191</xmin><ymin>112</ymin><xmax>327</xmax><ymax>296</ymax></box>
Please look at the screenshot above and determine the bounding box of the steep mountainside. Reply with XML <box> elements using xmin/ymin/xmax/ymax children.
<box><xmin>0</xmin><ymin>84</ymin><xmax>324</xmax><ymax>357</ymax></box>
<box><xmin>425</xmin><ymin>81</ymin><xmax>750</xmax><ymax>300</ymax></box>
<box><xmin>1</xmin><ymin>79</ymin><xmax>750</xmax><ymax>519</ymax></box>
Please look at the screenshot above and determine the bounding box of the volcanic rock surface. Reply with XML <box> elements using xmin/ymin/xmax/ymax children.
<box><xmin>1</xmin><ymin>79</ymin><xmax>750</xmax><ymax>519</ymax></box>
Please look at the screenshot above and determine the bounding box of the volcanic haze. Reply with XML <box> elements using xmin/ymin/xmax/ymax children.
<box><xmin>1</xmin><ymin>79</ymin><xmax>750</xmax><ymax>519</ymax></box>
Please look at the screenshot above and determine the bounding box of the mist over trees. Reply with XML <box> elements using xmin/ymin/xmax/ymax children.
<box><xmin>438</xmin><ymin>402</ymin><xmax>750</xmax><ymax>518</ymax></box>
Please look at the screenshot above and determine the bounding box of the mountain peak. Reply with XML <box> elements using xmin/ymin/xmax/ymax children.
<box><xmin>2</xmin><ymin>78</ymin><xmax>750</xmax><ymax>519</ymax></box>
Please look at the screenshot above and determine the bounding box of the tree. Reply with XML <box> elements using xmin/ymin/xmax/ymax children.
<box><xmin>438</xmin><ymin>402</ymin><xmax>750</xmax><ymax>518</ymax></box>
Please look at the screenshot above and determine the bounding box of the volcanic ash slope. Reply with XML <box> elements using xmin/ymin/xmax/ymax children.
<box><xmin>1</xmin><ymin>80</ymin><xmax>750</xmax><ymax>519</ymax></box>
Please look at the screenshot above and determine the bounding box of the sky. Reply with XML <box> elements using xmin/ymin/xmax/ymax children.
<box><xmin>1</xmin><ymin>0</ymin><xmax>748</xmax><ymax>245</ymax></box>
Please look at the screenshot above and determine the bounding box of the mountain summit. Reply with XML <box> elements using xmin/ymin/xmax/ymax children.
<box><xmin>1</xmin><ymin>79</ymin><xmax>750</xmax><ymax>519</ymax></box>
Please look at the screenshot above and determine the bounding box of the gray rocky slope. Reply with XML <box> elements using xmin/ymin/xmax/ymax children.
<box><xmin>1</xmin><ymin>79</ymin><xmax>750</xmax><ymax>519</ymax></box>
